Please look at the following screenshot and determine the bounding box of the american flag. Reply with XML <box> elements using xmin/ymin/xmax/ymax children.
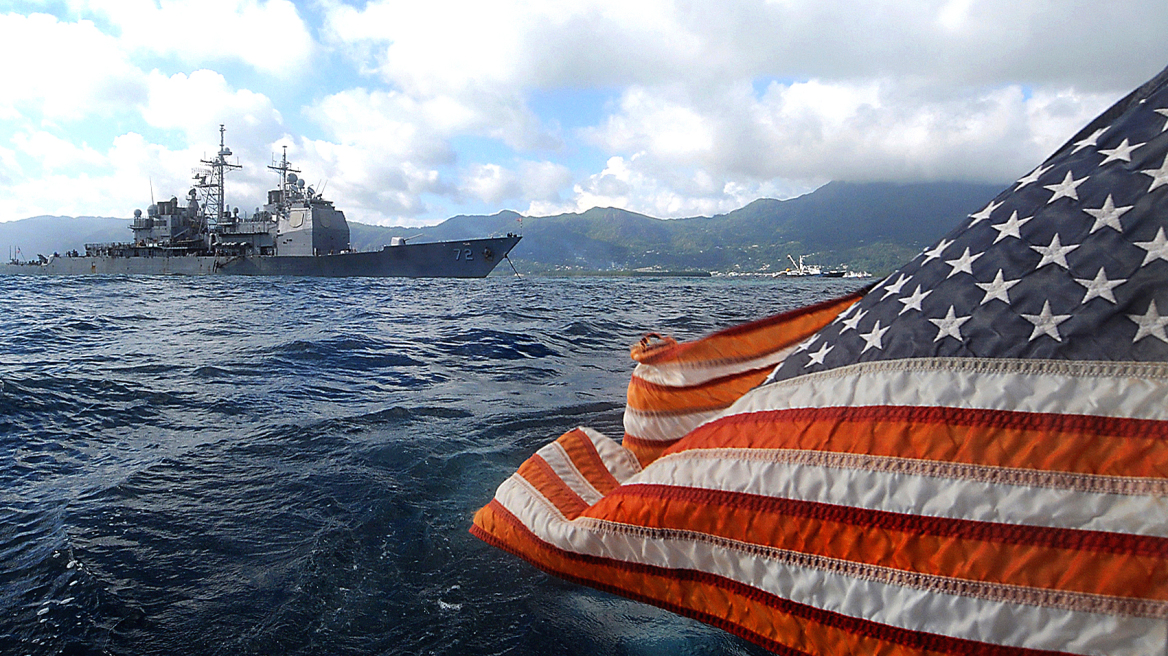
<box><xmin>473</xmin><ymin>65</ymin><xmax>1168</xmax><ymax>656</ymax></box>
<box><xmin>770</xmin><ymin>81</ymin><xmax>1168</xmax><ymax>378</ymax></box>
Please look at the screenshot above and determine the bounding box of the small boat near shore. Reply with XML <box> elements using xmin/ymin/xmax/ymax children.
<box><xmin>774</xmin><ymin>254</ymin><xmax>869</xmax><ymax>278</ymax></box>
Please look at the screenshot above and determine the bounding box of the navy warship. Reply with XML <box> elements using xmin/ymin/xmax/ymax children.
<box><xmin>1</xmin><ymin>127</ymin><xmax>521</xmax><ymax>277</ymax></box>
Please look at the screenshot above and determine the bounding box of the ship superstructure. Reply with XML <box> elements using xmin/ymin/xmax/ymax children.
<box><xmin>265</xmin><ymin>147</ymin><xmax>349</xmax><ymax>257</ymax></box>
<box><xmin>123</xmin><ymin>126</ymin><xmax>341</xmax><ymax>258</ymax></box>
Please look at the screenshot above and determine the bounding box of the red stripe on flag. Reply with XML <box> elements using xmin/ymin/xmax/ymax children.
<box><xmin>517</xmin><ymin>456</ymin><xmax>589</xmax><ymax>519</ymax></box>
<box><xmin>558</xmin><ymin>428</ymin><xmax>621</xmax><ymax>495</ymax></box>
<box><xmin>631</xmin><ymin>290</ymin><xmax>866</xmax><ymax>367</ymax></box>
<box><xmin>678</xmin><ymin>405</ymin><xmax>1168</xmax><ymax>479</ymax></box>
<box><xmin>471</xmin><ymin>499</ymin><xmax>1080</xmax><ymax>656</ymax></box>
<box><xmin>603</xmin><ymin>484</ymin><xmax>1168</xmax><ymax>559</ymax></box>
<box><xmin>620</xmin><ymin>433</ymin><xmax>680</xmax><ymax>466</ymax></box>
<box><xmin>626</xmin><ymin>365</ymin><xmax>775</xmax><ymax>413</ymax></box>
<box><xmin>585</xmin><ymin>487</ymin><xmax>1168</xmax><ymax>602</ymax></box>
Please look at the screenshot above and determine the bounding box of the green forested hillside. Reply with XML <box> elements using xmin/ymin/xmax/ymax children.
<box><xmin>350</xmin><ymin>181</ymin><xmax>1002</xmax><ymax>275</ymax></box>
<box><xmin>5</xmin><ymin>181</ymin><xmax>1002</xmax><ymax>276</ymax></box>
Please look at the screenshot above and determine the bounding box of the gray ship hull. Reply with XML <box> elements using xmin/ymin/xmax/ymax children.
<box><xmin>1</xmin><ymin>235</ymin><xmax>521</xmax><ymax>278</ymax></box>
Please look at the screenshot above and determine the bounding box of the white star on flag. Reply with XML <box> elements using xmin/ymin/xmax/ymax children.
<box><xmin>1128</xmin><ymin>300</ymin><xmax>1168</xmax><ymax>343</ymax></box>
<box><xmin>839</xmin><ymin>308</ymin><xmax>867</xmax><ymax>333</ymax></box>
<box><xmin>880</xmin><ymin>273</ymin><xmax>910</xmax><ymax>299</ymax></box>
<box><xmin>897</xmin><ymin>285</ymin><xmax>931</xmax><ymax>315</ymax></box>
<box><xmin>990</xmin><ymin>211</ymin><xmax>1033</xmax><ymax>243</ymax></box>
<box><xmin>1021</xmin><ymin>300</ymin><xmax>1072</xmax><ymax>342</ymax></box>
<box><xmin>943</xmin><ymin>247</ymin><xmax>982</xmax><ymax>278</ymax></box>
<box><xmin>920</xmin><ymin>238</ymin><xmax>954</xmax><ymax>265</ymax></box>
<box><xmin>1141</xmin><ymin>156</ymin><xmax>1168</xmax><ymax>193</ymax></box>
<box><xmin>928</xmin><ymin>306</ymin><xmax>971</xmax><ymax>342</ymax></box>
<box><xmin>1071</xmin><ymin>127</ymin><xmax>1107</xmax><ymax>153</ymax></box>
<box><xmin>859</xmin><ymin>320</ymin><xmax>890</xmax><ymax>352</ymax></box>
<box><xmin>1014</xmin><ymin>164</ymin><xmax>1052</xmax><ymax>190</ymax></box>
<box><xmin>1098</xmin><ymin>138</ymin><xmax>1143</xmax><ymax>165</ymax></box>
<box><xmin>1043</xmin><ymin>171</ymin><xmax>1088</xmax><ymax>204</ymax></box>
<box><xmin>806</xmin><ymin>342</ymin><xmax>834</xmax><ymax>365</ymax></box>
<box><xmin>1157</xmin><ymin>108</ymin><xmax>1168</xmax><ymax>132</ymax></box>
<box><xmin>975</xmin><ymin>269</ymin><xmax>1021</xmax><ymax>305</ymax></box>
<box><xmin>1135</xmin><ymin>227</ymin><xmax>1168</xmax><ymax>266</ymax></box>
<box><xmin>1083</xmin><ymin>194</ymin><xmax>1133</xmax><ymax>234</ymax></box>
<box><xmin>968</xmin><ymin>200</ymin><xmax>1003</xmax><ymax>224</ymax></box>
<box><xmin>1030</xmin><ymin>234</ymin><xmax>1079</xmax><ymax>270</ymax></box>
<box><xmin>1074</xmin><ymin>268</ymin><xmax>1125</xmax><ymax>304</ymax></box>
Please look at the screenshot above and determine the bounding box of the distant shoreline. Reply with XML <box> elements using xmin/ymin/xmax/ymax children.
<box><xmin>520</xmin><ymin>269</ymin><xmax>713</xmax><ymax>278</ymax></box>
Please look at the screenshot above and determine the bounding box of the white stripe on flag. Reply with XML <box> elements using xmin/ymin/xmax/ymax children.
<box><xmin>538</xmin><ymin>441</ymin><xmax>604</xmax><ymax>506</ymax></box>
<box><xmin>631</xmin><ymin>344</ymin><xmax>798</xmax><ymax>387</ymax></box>
<box><xmin>629</xmin><ymin>451</ymin><xmax>1168</xmax><ymax>538</ymax></box>
<box><xmin>623</xmin><ymin>407</ymin><xmax>725</xmax><ymax>443</ymax></box>
<box><xmin>578</xmin><ymin>426</ymin><xmax>642</xmax><ymax>480</ymax></box>
<box><xmin>494</xmin><ymin>476</ymin><xmax>1167</xmax><ymax>656</ymax></box>
<box><xmin>734</xmin><ymin>358</ymin><xmax>1168</xmax><ymax>420</ymax></box>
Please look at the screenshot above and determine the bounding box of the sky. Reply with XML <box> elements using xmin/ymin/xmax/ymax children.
<box><xmin>2</xmin><ymin>1</ymin><xmax>1167</xmax><ymax>227</ymax></box>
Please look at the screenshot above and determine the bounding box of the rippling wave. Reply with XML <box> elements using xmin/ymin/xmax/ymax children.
<box><xmin>0</xmin><ymin>275</ymin><xmax>863</xmax><ymax>655</ymax></box>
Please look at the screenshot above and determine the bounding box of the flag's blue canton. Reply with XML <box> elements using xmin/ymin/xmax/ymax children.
<box><xmin>772</xmin><ymin>80</ymin><xmax>1168</xmax><ymax>383</ymax></box>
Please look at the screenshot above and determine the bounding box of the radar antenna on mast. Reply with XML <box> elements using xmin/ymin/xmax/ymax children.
<box><xmin>191</xmin><ymin>124</ymin><xmax>242</xmax><ymax>230</ymax></box>
<box><xmin>267</xmin><ymin>145</ymin><xmax>302</xmax><ymax>221</ymax></box>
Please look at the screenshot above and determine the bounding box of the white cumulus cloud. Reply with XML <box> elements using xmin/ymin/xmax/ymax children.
<box><xmin>465</xmin><ymin>160</ymin><xmax>572</xmax><ymax>207</ymax></box>
<box><xmin>68</xmin><ymin>0</ymin><xmax>315</xmax><ymax>76</ymax></box>
<box><xmin>142</xmin><ymin>70</ymin><xmax>284</xmax><ymax>148</ymax></box>
<box><xmin>0</xmin><ymin>13</ymin><xmax>148</xmax><ymax>122</ymax></box>
<box><xmin>2</xmin><ymin>0</ymin><xmax>1167</xmax><ymax>225</ymax></box>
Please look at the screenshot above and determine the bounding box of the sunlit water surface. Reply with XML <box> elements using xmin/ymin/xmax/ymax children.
<box><xmin>0</xmin><ymin>275</ymin><xmax>864</xmax><ymax>655</ymax></box>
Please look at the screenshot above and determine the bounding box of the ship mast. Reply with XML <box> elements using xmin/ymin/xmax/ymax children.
<box><xmin>267</xmin><ymin>145</ymin><xmax>301</xmax><ymax>222</ymax></box>
<box><xmin>193</xmin><ymin>124</ymin><xmax>242</xmax><ymax>228</ymax></box>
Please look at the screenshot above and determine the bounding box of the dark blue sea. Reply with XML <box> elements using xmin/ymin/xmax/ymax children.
<box><xmin>0</xmin><ymin>275</ymin><xmax>864</xmax><ymax>655</ymax></box>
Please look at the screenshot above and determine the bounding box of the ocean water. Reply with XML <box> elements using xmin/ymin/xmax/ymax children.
<box><xmin>0</xmin><ymin>274</ymin><xmax>865</xmax><ymax>656</ymax></box>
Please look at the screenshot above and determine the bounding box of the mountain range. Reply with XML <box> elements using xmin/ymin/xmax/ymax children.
<box><xmin>1</xmin><ymin>180</ymin><xmax>1001</xmax><ymax>276</ymax></box>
